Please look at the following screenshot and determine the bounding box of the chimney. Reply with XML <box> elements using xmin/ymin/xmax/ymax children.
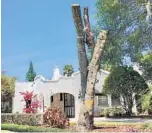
<box><xmin>52</xmin><ymin>66</ymin><xmax>61</xmax><ymax>80</ymax></box>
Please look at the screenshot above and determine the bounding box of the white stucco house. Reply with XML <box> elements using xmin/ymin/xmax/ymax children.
<box><xmin>12</xmin><ymin>66</ymin><xmax>137</xmax><ymax>119</ymax></box>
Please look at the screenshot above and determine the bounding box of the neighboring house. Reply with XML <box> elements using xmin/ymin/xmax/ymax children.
<box><xmin>13</xmin><ymin>66</ymin><xmax>136</xmax><ymax>119</ymax></box>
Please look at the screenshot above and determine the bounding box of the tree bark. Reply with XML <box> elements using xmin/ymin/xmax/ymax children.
<box><xmin>83</xmin><ymin>7</ymin><xmax>95</xmax><ymax>49</ymax></box>
<box><xmin>72</xmin><ymin>4</ymin><xmax>88</xmax><ymax>99</ymax></box>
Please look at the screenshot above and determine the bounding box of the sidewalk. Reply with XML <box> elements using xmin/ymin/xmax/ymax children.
<box><xmin>70</xmin><ymin>117</ymin><xmax>152</xmax><ymax>123</ymax></box>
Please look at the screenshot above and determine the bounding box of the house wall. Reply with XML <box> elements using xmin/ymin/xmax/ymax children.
<box><xmin>13</xmin><ymin>68</ymin><xmax>129</xmax><ymax>119</ymax></box>
<box><xmin>50</xmin><ymin>93</ymin><xmax>64</xmax><ymax>113</ymax></box>
<box><xmin>13</xmin><ymin>82</ymin><xmax>33</xmax><ymax>113</ymax></box>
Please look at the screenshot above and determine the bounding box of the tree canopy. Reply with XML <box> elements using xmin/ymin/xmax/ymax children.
<box><xmin>103</xmin><ymin>66</ymin><xmax>148</xmax><ymax>114</ymax></box>
<box><xmin>141</xmin><ymin>85</ymin><xmax>152</xmax><ymax>114</ymax></box>
<box><xmin>26</xmin><ymin>61</ymin><xmax>36</xmax><ymax>82</ymax></box>
<box><xmin>139</xmin><ymin>51</ymin><xmax>152</xmax><ymax>82</ymax></box>
<box><xmin>95</xmin><ymin>0</ymin><xmax>152</xmax><ymax>70</ymax></box>
<box><xmin>1</xmin><ymin>73</ymin><xmax>16</xmax><ymax>102</ymax></box>
<box><xmin>63</xmin><ymin>65</ymin><xmax>74</xmax><ymax>77</ymax></box>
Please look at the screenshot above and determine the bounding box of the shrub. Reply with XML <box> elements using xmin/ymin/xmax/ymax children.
<box><xmin>1</xmin><ymin>113</ymin><xmax>43</xmax><ymax>126</ymax></box>
<box><xmin>100</xmin><ymin>107</ymin><xmax>124</xmax><ymax>117</ymax></box>
<box><xmin>20</xmin><ymin>91</ymin><xmax>41</xmax><ymax>113</ymax></box>
<box><xmin>43</xmin><ymin>107</ymin><xmax>69</xmax><ymax>128</ymax></box>
<box><xmin>104</xmin><ymin>109</ymin><xmax>110</xmax><ymax>117</ymax></box>
<box><xmin>100</xmin><ymin>109</ymin><xmax>105</xmax><ymax>116</ymax></box>
<box><xmin>141</xmin><ymin>123</ymin><xmax>152</xmax><ymax>130</ymax></box>
<box><xmin>1</xmin><ymin>123</ymin><xmax>66</xmax><ymax>132</ymax></box>
<box><xmin>110</xmin><ymin>107</ymin><xmax>123</xmax><ymax>116</ymax></box>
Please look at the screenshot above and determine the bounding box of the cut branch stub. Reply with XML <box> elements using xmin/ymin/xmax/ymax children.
<box><xmin>83</xmin><ymin>7</ymin><xmax>95</xmax><ymax>49</ymax></box>
<box><xmin>72</xmin><ymin>4</ymin><xmax>84</xmax><ymax>37</ymax></box>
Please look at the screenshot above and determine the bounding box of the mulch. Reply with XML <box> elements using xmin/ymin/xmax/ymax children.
<box><xmin>69</xmin><ymin>125</ymin><xmax>152</xmax><ymax>132</ymax></box>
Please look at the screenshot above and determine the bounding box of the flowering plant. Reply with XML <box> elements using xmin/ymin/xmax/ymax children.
<box><xmin>20</xmin><ymin>91</ymin><xmax>41</xmax><ymax>113</ymax></box>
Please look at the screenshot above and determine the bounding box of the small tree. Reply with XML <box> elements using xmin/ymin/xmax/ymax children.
<box><xmin>26</xmin><ymin>61</ymin><xmax>36</xmax><ymax>82</ymax></box>
<box><xmin>20</xmin><ymin>91</ymin><xmax>41</xmax><ymax>113</ymax></box>
<box><xmin>63</xmin><ymin>65</ymin><xmax>74</xmax><ymax>77</ymax></box>
<box><xmin>1</xmin><ymin>73</ymin><xmax>16</xmax><ymax>112</ymax></box>
<box><xmin>103</xmin><ymin>66</ymin><xmax>148</xmax><ymax>115</ymax></box>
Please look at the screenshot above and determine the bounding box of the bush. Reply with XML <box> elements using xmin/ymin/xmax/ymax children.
<box><xmin>142</xmin><ymin>123</ymin><xmax>152</xmax><ymax>130</ymax></box>
<box><xmin>43</xmin><ymin>107</ymin><xmax>69</xmax><ymax>128</ymax></box>
<box><xmin>110</xmin><ymin>107</ymin><xmax>124</xmax><ymax>117</ymax></box>
<box><xmin>100</xmin><ymin>108</ymin><xmax>110</xmax><ymax>117</ymax></box>
<box><xmin>1</xmin><ymin>123</ymin><xmax>66</xmax><ymax>132</ymax></box>
<box><xmin>141</xmin><ymin>85</ymin><xmax>152</xmax><ymax>114</ymax></box>
<box><xmin>1</xmin><ymin>113</ymin><xmax>43</xmax><ymax>126</ymax></box>
<box><xmin>100</xmin><ymin>107</ymin><xmax>124</xmax><ymax>117</ymax></box>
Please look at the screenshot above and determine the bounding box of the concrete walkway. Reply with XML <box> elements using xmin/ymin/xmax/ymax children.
<box><xmin>70</xmin><ymin>117</ymin><xmax>152</xmax><ymax>123</ymax></box>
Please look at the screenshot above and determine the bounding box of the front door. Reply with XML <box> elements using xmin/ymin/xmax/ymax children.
<box><xmin>64</xmin><ymin>93</ymin><xmax>75</xmax><ymax>118</ymax></box>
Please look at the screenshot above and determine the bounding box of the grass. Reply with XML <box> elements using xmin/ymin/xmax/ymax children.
<box><xmin>2</xmin><ymin>122</ymin><xmax>152</xmax><ymax>132</ymax></box>
<box><xmin>1</xmin><ymin>123</ymin><xmax>67</xmax><ymax>132</ymax></box>
<box><xmin>70</xmin><ymin>121</ymin><xmax>152</xmax><ymax>132</ymax></box>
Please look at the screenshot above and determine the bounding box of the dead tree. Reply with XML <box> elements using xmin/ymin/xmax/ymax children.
<box><xmin>72</xmin><ymin>4</ymin><xmax>108</xmax><ymax>131</ymax></box>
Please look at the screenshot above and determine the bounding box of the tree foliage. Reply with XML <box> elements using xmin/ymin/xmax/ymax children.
<box><xmin>63</xmin><ymin>65</ymin><xmax>74</xmax><ymax>77</ymax></box>
<box><xmin>26</xmin><ymin>61</ymin><xmax>36</xmax><ymax>82</ymax></box>
<box><xmin>139</xmin><ymin>51</ymin><xmax>152</xmax><ymax>82</ymax></box>
<box><xmin>95</xmin><ymin>0</ymin><xmax>152</xmax><ymax>70</ymax></box>
<box><xmin>1</xmin><ymin>73</ymin><xmax>16</xmax><ymax>102</ymax></box>
<box><xmin>103</xmin><ymin>66</ymin><xmax>148</xmax><ymax>115</ymax></box>
<box><xmin>141</xmin><ymin>85</ymin><xmax>152</xmax><ymax>114</ymax></box>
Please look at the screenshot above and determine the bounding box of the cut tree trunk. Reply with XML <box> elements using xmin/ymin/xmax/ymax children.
<box><xmin>72</xmin><ymin>4</ymin><xmax>108</xmax><ymax>131</ymax></box>
<box><xmin>77</xmin><ymin>31</ymin><xmax>108</xmax><ymax>131</ymax></box>
<box><xmin>72</xmin><ymin>4</ymin><xmax>88</xmax><ymax>99</ymax></box>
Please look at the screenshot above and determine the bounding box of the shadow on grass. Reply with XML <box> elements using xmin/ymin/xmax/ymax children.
<box><xmin>94</xmin><ymin>126</ymin><xmax>116</xmax><ymax>129</ymax></box>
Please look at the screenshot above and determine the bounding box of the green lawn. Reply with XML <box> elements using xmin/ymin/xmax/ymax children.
<box><xmin>2</xmin><ymin>122</ymin><xmax>152</xmax><ymax>132</ymax></box>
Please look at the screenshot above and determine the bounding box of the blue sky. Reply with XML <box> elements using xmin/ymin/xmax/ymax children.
<box><xmin>2</xmin><ymin>0</ymin><xmax>96</xmax><ymax>80</ymax></box>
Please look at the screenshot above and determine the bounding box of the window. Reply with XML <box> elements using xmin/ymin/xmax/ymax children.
<box><xmin>60</xmin><ymin>93</ymin><xmax>63</xmax><ymax>101</ymax></box>
<box><xmin>64</xmin><ymin>93</ymin><xmax>68</xmax><ymax>106</ymax></box>
<box><xmin>112</xmin><ymin>95</ymin><xmax>121</xmax><ymax>106</ymax></box>
<box><xmin>51</xmin><ymin>96</ymin><xmax>53</xmax><ymax>102</ymax></box>
<box><xmin>98</xmin><ymin>95</ymin><xmax>108</xmax><ymax>107</ymax></box>
<box><xmin>64</xmin><ymin>93</ymin><xmax>74</xmax><ymax>107</ymax></box>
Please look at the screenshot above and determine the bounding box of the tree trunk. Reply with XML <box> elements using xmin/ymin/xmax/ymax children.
<box><xmin>72</xmin><ymin>4</ymin><xmax>88</xmax><ymax>99</ymax></box>
<box><xmin>77</xmin><ymin>31</ymin><xmax>107</xmax><ymax>131</ymax></box>
<box><xmin>72</xmin><ymin>4</ymin><xmax>108</xmax><ymax>131</ymax></box>
<box><xmin>146</xmin><ymin>0</ymin><xmax>152</xmax><ymax>26</ymax></box>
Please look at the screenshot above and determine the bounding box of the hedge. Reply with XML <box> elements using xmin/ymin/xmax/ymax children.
<box><xmin>1</xmin><ymin>123</ymin><xmax>66</xmax><ymax>132</ymax></box>
<box><xmin>1</xmin><ymin>113</ymin><xmax>43</xmax><ymax>126</ymax></box>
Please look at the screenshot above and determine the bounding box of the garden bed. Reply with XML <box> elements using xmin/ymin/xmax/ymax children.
<box><xmin>69</xmin><ymin>122</ymin><xmax>152</xmax><ymax>132</ymax></box>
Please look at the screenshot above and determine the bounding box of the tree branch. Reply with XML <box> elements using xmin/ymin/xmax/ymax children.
<box><xmin>83</xmin><ymin>7</ymin><xmax>95</xmax><ymax>49</ymax></box>
<box><xmin>72</xmin><ymin>4</ymin><xmax>88</xmax><ymax>99</ymax></box>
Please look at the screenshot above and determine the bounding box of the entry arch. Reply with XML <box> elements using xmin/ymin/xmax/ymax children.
<box><xmin>50</xmin><ymin>92</ymin><xmax>75</xmax><ymax>118</ymax></box>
